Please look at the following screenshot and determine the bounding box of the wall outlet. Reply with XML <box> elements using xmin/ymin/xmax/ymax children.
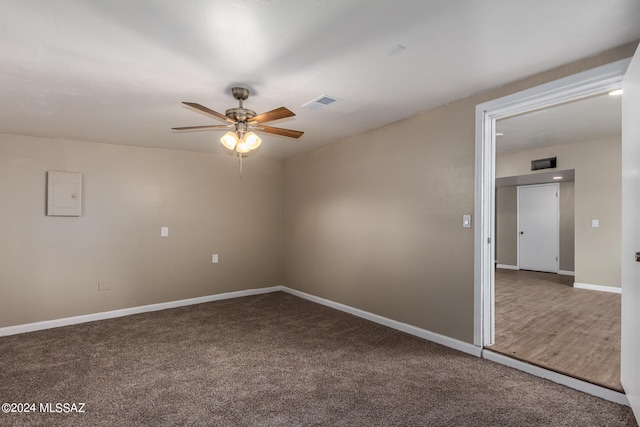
<box><xmin>212</xmin><ymin>254</ymin><xmax>219</xmax><ymax>263</ymax></box>
<box><xmin>161</xmin><ymin>226</ymin><xmax>169</xmax><ymax>237</ymax></box>
<box><xmin>591</xmin><ymin>219</ymin><xmax>599</xmax><ymax>228</ymax></box>
<box><xmin>98</xmin><ymin>281</ymin><xmax>111</xmax><ymax>291</ymax></box>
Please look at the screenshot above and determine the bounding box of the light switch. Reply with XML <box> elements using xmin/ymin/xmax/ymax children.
<box><xmin>212</xmin><ymin>254</ymin><xmax>219</xmax><ymax>263</ymax></box>
<box><xmin>161</xmin><ymin>227</ymin><xmax>169</xmax><ymax>237</ymax></box>
<box><xmin>463</xmin><ymin>214</ymin><xmax>472</xmax><ymax>229</ymax></box>
<box><xmin>591</xmin><ymin>219</ymin><xmax>599</xmax><ymax>228</ymax></box>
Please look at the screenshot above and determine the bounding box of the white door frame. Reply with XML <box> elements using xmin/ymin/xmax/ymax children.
<box><xmin>474</xmin><ymin>58</ymin><xmax>631</xmax><ymax>347</ymax></box>
<box><xmin>517</xmin><ymin>183</ymin><xmax>560</xmax><ymax>273</ymax></box>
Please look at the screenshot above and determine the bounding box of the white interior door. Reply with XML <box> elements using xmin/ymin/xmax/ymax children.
<box><xmin>518</xmin><ymin>183</ymin><xmax>559</xmax><ymax>273</ymax></box>
<box><xmin>621</xmin><ymin>45</ymin><xmax>640</xmax><ymax>420</ymax></box>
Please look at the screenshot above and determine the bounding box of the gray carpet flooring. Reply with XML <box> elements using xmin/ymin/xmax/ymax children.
<box><xmin>0</xmin><ymin>292</ymin><xmax>636</xmax><ymax>426</ymax></box>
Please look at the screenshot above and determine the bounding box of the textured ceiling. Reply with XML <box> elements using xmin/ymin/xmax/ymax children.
<box><xmin>1</xmin><ymin>1</ymin><xmax>639</xmax><ymax>158</ymax></box>
<box><xmin>496</xmin><ymin>92</ymin><xmax>622</xmax><ymax>155</ymax></box>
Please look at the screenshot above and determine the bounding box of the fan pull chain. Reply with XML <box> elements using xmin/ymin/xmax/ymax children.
<box><xmin>239</xmin><ymin>152</ymin><xmax>243</xmax><ymax>177</ymax></box>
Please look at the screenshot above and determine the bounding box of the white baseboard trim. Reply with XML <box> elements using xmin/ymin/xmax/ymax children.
<box><xmin>2</xmin><ymin>285</ymin><xmax>629</xmax><ymax>406</ymax></box>
<box><xmin>496</xmin><ymin>264</ymin><xmax>518</xmax><ymax>270</ymax></box>
<box><xmin>280</xmin><ymin>286</ymin><xmax>482</xmax><ymax>357</ymax></box>
<box><xmin>558</xmin><ymin>270</ymin><xmax>575</xmax><ymax>276</ymax></box>
<box><xmin>0</xmin><ymin>286</ymin><xmax>283</xmax><ymax>337</ymax></box>
<box><xmin>1</xmin><ymin>285</ymin><xmax>481</xmax><ymax>359</ymax></box>
<box><xmin>573</xmin><ymin>282</ymin><xmax>622</xmax><ymax>294</ymax></box>
<box><xmin>482</xmin><ymin>350</ymin><xmax>629</xmax><ymax>406</ymax></box>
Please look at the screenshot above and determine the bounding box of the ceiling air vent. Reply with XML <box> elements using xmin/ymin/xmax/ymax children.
<box><xmin>303</xmin><ymin>95</ymin><xmax>339</xmax><ymax>111</ymax></box>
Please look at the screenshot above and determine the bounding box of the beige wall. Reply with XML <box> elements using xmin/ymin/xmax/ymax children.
<box><xmin>0</xmin><ymin>134</ymin><xmax>283</xmax><ymax>328</ymax></box>
<box><xmin>495</xmin><ymin>186</ymin><xmax>518</xmax><ymax>267</ymax></box>
<box><xmin>497</xmin><ymin>136</ymin><xmax>621</xmax><ymax>288</ymax></box>
<box><xmin>560</xmin><ymin>180</ymin><xmax>576</xmax><ymax>272</ymax></box>
<box><xmin>282</xmin><ymin>43</ymin><xmax>635</xmax><ymax>343</ymax></box>
<box><xmin>283</xmin><ymin>108</ymin><xmax>476</xmax><ymax>341</ymax></box>
<box><xmin>495</xmin><ymin>182</ymin><xmax>575</xmax><ymax>272</ymax></box>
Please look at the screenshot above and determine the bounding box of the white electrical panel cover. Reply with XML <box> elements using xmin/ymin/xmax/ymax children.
<box><xmin>47</xmin><ymin>171</ymin><xmax>82</xmax><ymax>216</ymax></box>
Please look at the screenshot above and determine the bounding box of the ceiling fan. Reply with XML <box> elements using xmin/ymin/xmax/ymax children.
<box><xmin>172</xmin><ymin>87</ymin><xmax>303</xmax><ymax>156</ymax></box>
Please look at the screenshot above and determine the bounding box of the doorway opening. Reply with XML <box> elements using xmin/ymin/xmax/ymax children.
<box><xmin>489</xmin><ymin>92</ymin><xmax>623</xmax><ymax>390</ymax></box>
<box><xmin>474</xmin><ymin>58</ymin><xmax>630</xmax><ymax>401</ymax></box>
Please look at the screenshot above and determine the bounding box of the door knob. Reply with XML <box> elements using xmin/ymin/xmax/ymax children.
<box><xmin>520</xmin><ymin>231</ymin><xmax>524</xmax><ymax>235</ymax></box>
<box><xmin>636</xmin><ymin>252</ymin><xmax>640</xmax><ymax>262</ymax></box>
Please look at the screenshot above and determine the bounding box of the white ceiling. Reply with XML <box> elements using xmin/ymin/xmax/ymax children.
<box><xmin>1</xmin><ymin>1</ymin><xmax>639</xmax><ymax>159</ymax></box>
<box><xmin>496</xmin><ymin>92</ymin><xmax>622</xmax><ymax>155</ymax></box>
<box><xmin>496</xmin><ymin>169</ymin><xmax>575</xmax><ymax>187</ymax></box>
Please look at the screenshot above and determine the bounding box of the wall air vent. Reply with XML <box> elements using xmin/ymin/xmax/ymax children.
<box><xmin>531</xmin><ymin>157</ymin><xmax>557</xmax><ymax>171</ymax></box>
<box><xmin>302</xmin><ymin>95</ymin><xmax>339</xmax><ymax>111</ymax></box>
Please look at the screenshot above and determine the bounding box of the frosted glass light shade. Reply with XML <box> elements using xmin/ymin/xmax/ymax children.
<box><xmin>220</xmin><ymin>131</ymin><xmax>239</xmax><ymax>150</ymax></box>
<box><xmin>236</xmin><ymin>141</ymin><xmax>251</xmax><ymax>153</ymax></box>
<box><xmin>244</xmin><ymin>132</ymin><xmax>262</xmax><ymax>150</ymax></box>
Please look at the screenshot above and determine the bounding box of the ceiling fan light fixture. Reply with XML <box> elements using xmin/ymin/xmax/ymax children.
<box><xmin>220</xmin><ymin>131</ymin><xmax>239</xmax><ymax>150</ymax></box>
<box><xmin>243</xmin><ymin>132</ymin><xmax>262</xmax><ymax>150</ymax></box>
<box><xmin>235</xmin><ymin>140</ymin><xmax>252</xmax><ymax>154</ymax></box>
<box><xmin>176</xmin><ymin>87</ymin><xmax>303</xmax><ymax>171</ymax></box>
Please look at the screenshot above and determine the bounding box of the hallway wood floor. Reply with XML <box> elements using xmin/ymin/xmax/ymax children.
<box><xmin>487</xmin><ymin>269</ymin><xmax>622</xmax><ymax>392</ymax></box>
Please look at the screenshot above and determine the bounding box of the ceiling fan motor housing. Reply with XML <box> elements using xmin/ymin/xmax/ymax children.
<box><xmin>225</xmin><ymin>107</ymin><xmax>256</xmax><ymax>122</ymax></box>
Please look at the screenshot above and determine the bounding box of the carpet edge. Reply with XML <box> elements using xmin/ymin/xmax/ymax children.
<box><xmin>0</xmin><ymin>286</ymin><xmax>284</xmax><ymax>336</ymax></box>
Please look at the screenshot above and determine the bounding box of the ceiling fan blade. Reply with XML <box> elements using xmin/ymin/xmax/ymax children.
<box><xmin>258</xmin><ymin>126</ymin><xmax>304</xmax><ymax>139</ymax></box>
<box><xmin>182</xmin><ymin>102</ymin><xmax>235</xmax><ymax>123</ymax></box>
<box><xmin>172</xmin><ymin>125</ymin><xmax>231</xmax><ymax>131</ymax></box>
<box><xmin>250</xmin><ymin>107</ymin><xmax>295</xmax><ymax>124</ymax></box>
